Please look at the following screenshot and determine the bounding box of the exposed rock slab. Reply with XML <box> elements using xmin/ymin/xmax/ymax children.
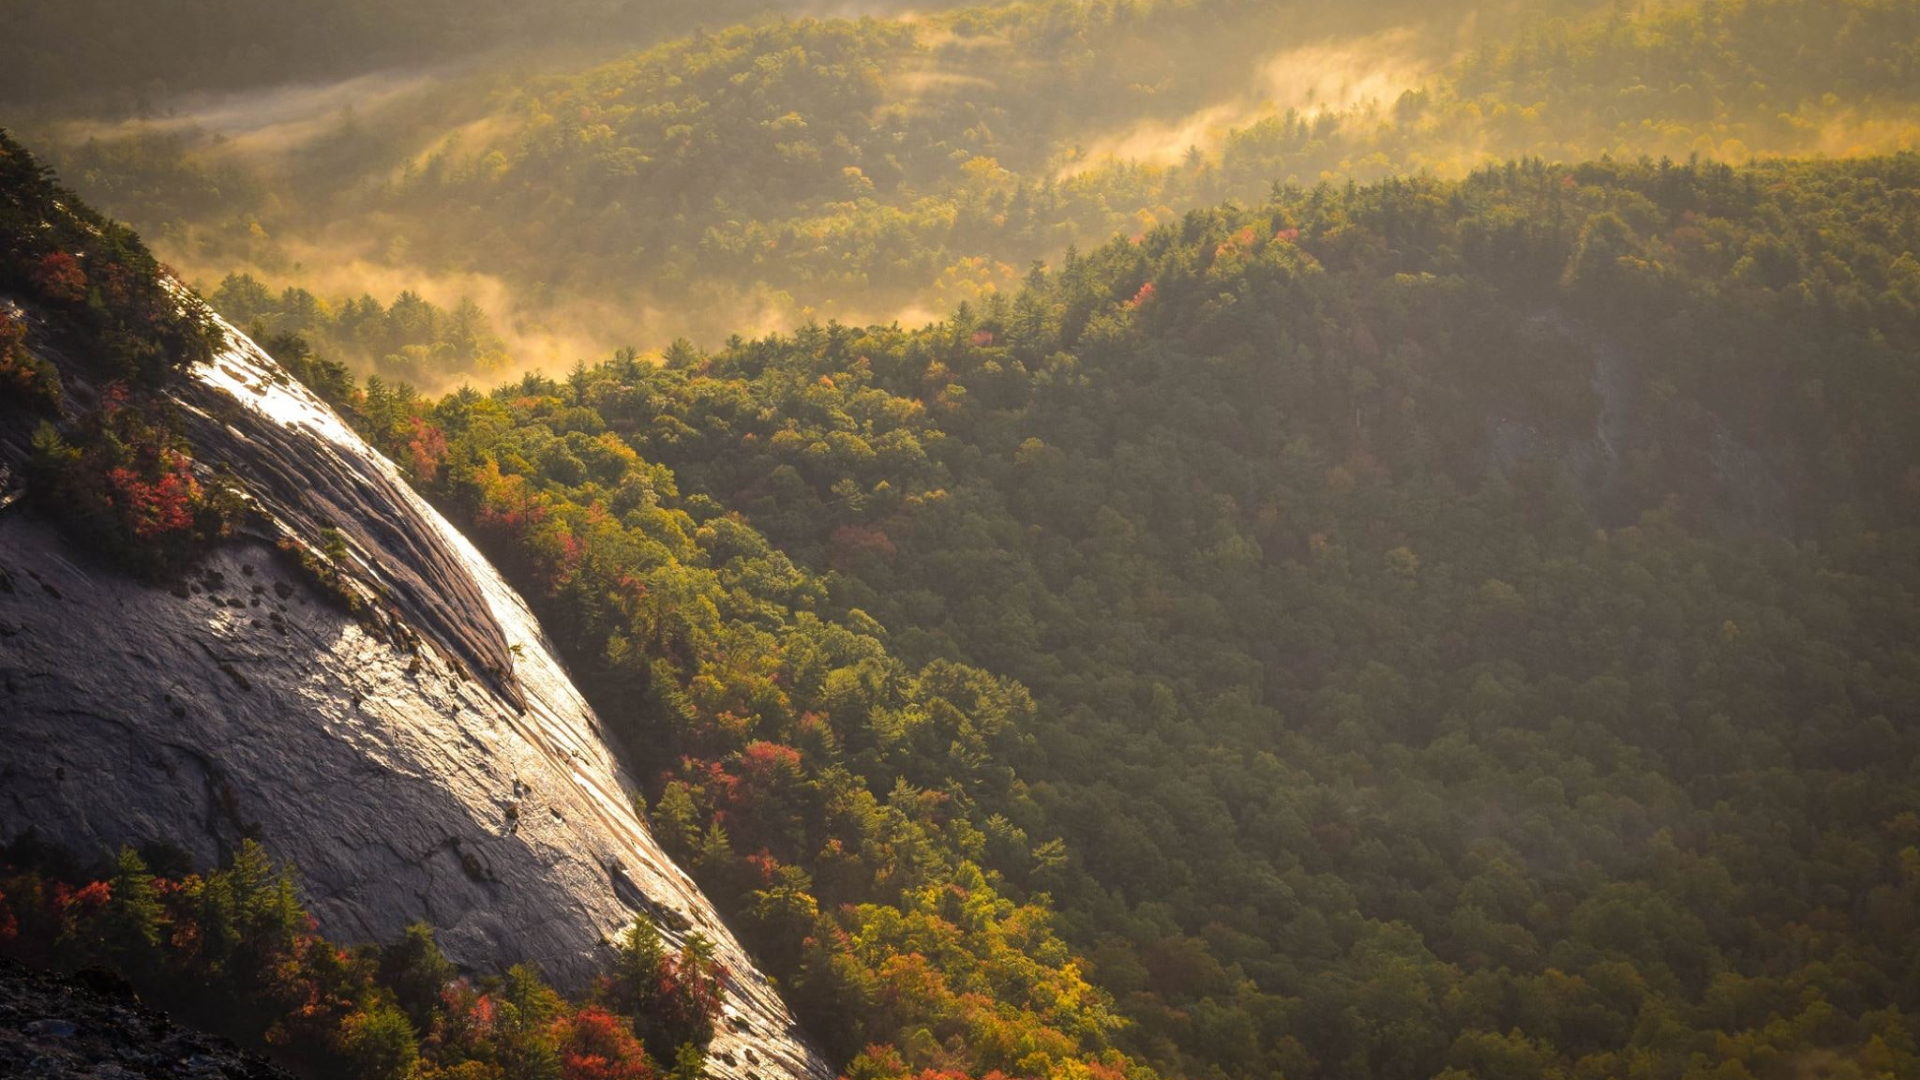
<box><xmin>0</xmin><ymin>319</ymin><xmax>828</xmax><ymax>1080</ymax></box>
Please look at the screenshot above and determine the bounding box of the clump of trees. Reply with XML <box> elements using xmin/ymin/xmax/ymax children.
<box><xmin>0</xmin><ymin>306</ymin><xmax>61</xmax><ymax>411</ymax></box>
<box><xmin>211</xmin><ymin>274</ymin><xmax>514</xmax><ymax>390</ymax></box>
<box><xmin>12</xmin><ymin>6</ymin><xmax>1920</xmax><ymax>1069</ymax></box>
<box><xmin>302</xmin><ymin>350</ymin><xmax>1153</xmax><ymax>1076</ymax></box>
<box><xmin>0</xmin><ymin>130</ymin><xmax>222</xmax><ymax>386</ymax></box>
<box><xmin>26</xmin><ymin>392</ymin><xmax>241</xmax><ymax>574</ymax></box>
<box><xmin>0</xmin><ymin>841</ymin><xmax>724</xmax><ymax>1080</ymax></box>
<box><xmin>1</xmin><ymin>131</ymin><xmax>238</xmax><ymax>574</ymax></box>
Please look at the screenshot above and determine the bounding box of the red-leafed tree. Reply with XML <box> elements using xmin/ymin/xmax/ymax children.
<box><xmin>406</xmin><ymin>415</ymin><xmax>448</xmax><ymax>483</ymax></box>
<box><xmin>31</xmin><ymin>251</ymin><xmax>87</xmax><ymax>304</ymax></box>
<box><xmin>829</xmin><ymin>523</ymin><xmax>896</xmax><ymax>571</ymax></box>
<box><xmin>105</xmin><ymin>453</ymin><xmax>202</xmax><ymax>539</ymax></box>
<box><xmin>554</xmin><ymin>1006</ymin><xmax>659</xmax><ymax>1080</ymax></box>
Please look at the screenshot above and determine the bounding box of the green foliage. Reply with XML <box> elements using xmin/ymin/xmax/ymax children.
<box><xmin>38</xmin><ymin>0</ymin><xmax>1920</xmax><ymax>363</ymax></box>
<box><xmin>0</xmin><ymin>130</ymin><xmax>223</xmax><ymax>385</ymax></box>
<box><xmin>0</xmin><ymin>842</ymin><xmax>711</xmax><ymax>1080</ymax></box>
<box><xmin>12</xmin><ymin>5</ymin><xmax>1920</xmax><ymax>1079</ymax></box>
<box><xmin>338</xmin><ymin>1000</ymin><xmax>421</xmax><ymax>1080</ymax></box>
<box><xmin>256</xmin><ymin>325</ymin><xmax>358</xmax><ymax>409</ymax></box>
<box><xmin>0</xmin><ymin>306</ymin><xmax>62</xmax><ymax>412</ymax></box>
<box><xmin>334</xmin><ymin>153</ymin><xmax>1920</xmax><ymax>1080</ymax></box>
<box><xmin>216</xmin><ymin>275</ymin><xmax>514</xmax><ymax>390</ymax></box>
<box><xmin>323</xmin><ymin>315</ymin><xmax>1148</xmax><ymax>1076</ymax></box>
<box><xmin>26</xmin><ymin>394</ymin><xmax>242</xmax><ymax>576</ymax></box>
<box><xmin>98</xmin><ymin>846</ymin><xmax>164</xmax><ymax>975</ymax></box>
<box><xmin>605</xmin><ymin>920</ymin><xmax>724</xmax><ymax>1067</ymax></box>
<box><xmin>274</xmin><ymin>527</ymin><xmax>369</xmax><ymax>616</ymax></box>
<box><xmin>1</xmin><ymin>130</ymin><xmax>241</xmax><ymax>576</ymax></box>
<box><xmin>379</xmin><ymin>923</ymin><xmax>458</xmax><ymax>1030</ymax></box>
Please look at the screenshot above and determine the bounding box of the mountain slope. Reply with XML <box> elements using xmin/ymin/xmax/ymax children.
<box><xmin>0</xmin><ymin>142</ymin><xmax>828</xmax><ymax>1080</ymax></box>
<box><xmin>348</xmin><ymin>153</ymin><xmax>1920</xmax><ymax>1080</ymax></box>
<box><xmin>34</xmin><ymin>0</ymin><xmax>1920</xmax><ymax>369</ymax></box>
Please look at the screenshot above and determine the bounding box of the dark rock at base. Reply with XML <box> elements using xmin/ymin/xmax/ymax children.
<box><xmin>0</xmin><ymin>960</ymin><xmax>292</xmax><ymax>1080</ymax></box>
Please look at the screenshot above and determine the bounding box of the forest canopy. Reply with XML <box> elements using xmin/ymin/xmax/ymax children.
<box><xmin>22</xmin><ymin>0</ymin><xmax>1920</xmax><ymax>369</ymax></box>
<box><xmin>311</xmin><ymin>153</ymin><xmax>1920</xmax><ymax>1080</ymax></box>
<box><xmin>4</xmin><ymin>2</ymin><xmax>1920</xmax><ymax>1079</ymax></box>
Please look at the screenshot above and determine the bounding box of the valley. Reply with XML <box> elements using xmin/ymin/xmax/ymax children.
<box><xmin>3</xmin><ymin>2</ymin><xmax>1920</xmax><ymax>1079</ymax></box>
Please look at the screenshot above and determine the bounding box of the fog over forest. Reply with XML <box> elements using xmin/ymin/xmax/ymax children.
<box><xmin>4</xmin><ymin>2</ymin><xmax>1920</xmax><ymax>1080</ymax></box>
<box><xmin>24</xmin><ymin>0</ymin><xmax>1904</xmax><ymax>385</ymax></box>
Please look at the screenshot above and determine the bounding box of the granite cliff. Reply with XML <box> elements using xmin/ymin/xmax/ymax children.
<box><xmin>0</xmin><ymin>301</ymin><xmax>827</xmax><ymax>1080</ymax></box>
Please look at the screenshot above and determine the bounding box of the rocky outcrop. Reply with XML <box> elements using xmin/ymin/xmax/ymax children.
<box><xmin>0</xmin><ymin>959</ymin><xmax>292</xmax><ymax>1080</ymax></box>
<box><xmin>0</xmin><ymin>315</ymin><xmax>829</xmax><ymax>1080</ymax></box>
<box><xmin>1486</xmin><ymin>310</ymin><xmax>1791</xmax><ymax>533</ymax></box>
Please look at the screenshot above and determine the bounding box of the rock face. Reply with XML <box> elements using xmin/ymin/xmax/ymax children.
<box><xmin>0</xmin><ymin>316</ymin><xmax>829</xmax><ymax>1080</ymax></box>
<box><xmin>1485</xmin><ymin>310</ymin><xmax>1791</xmax><ymax>533</ymax></box>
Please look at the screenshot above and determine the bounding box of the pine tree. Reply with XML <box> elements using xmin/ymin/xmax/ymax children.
<box><xmin>377</xmin><ymin>923</ymin><xmax>455</xmax><ymax>1030</ymax></box>
<box><xmin>101</xmin><ymin>846</ymin><xmax>164</xmax><ymax>975</ymax></box>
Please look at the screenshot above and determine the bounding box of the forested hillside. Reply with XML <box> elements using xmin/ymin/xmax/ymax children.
<box><xmin>33</xmin><ymin>0</ymin><xmax>1920</xmax><ymax>365</ymax></box>
<box><xmin>8</xmin><ymin>2</ymin><xmax>1920</xmax><ymax>1078</ymax></box>
<box><xmin>368</xmin><ymin>0</ymin><xmax>1920</xmax><ymax>321</ymax></box>
<box><xmin>303</xmin><ymin>154</ymin><xmax>1920</xmax><ymax>1080</ymax></box>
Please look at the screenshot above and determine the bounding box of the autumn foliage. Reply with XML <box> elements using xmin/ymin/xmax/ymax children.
<box><xmin>554</xmin><ymin>1007</ymin><xmax>658</xmax><ymax>1080</ymax></box>
<box><xmin>105</xmin><ymin>453</ymin><xmax>202</xmax><ymax>538</ymax></box>
<box><xmin>30</xmin><ymin>251</ymin><xmax>87</xmax><ymax>304</ymax></box>
<box><xmin>0</xmin><ymin>842</ymin><xmax>715</xmax><ymax>1080</ymax></box>
<box><xmin>27</xmin><ymin>389</ymin><xmax>237</xmax><ymax>573</ymax></box>
<box><xmin>0</xmin><ymin>307</ymin><xmax>61</xmax><ymax>411</ymax></box>
<box><xmin>406</xmin><ymin>415</ymin><xmax>449</xmax><ymax>484</ymax></box>
<box><xmin>1</xmin><ymin>131</ymin><xmax>234</xmax><ymax>574</ymax></box>
<box><xmin>1</xmin><ymin>132</ymin><xmax>222</xmax><ymax>384</ymax></box>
